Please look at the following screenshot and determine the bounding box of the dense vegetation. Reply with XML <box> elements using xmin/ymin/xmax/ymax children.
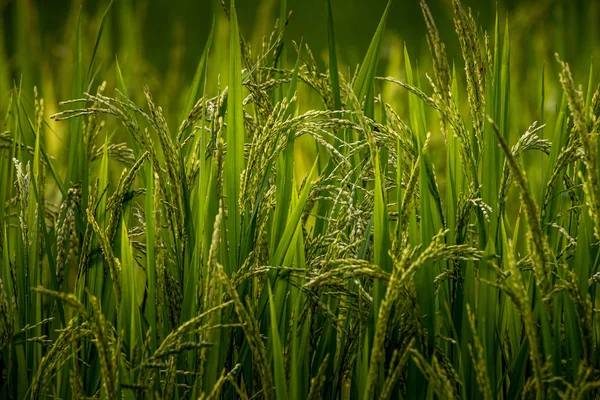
<box><xmin>1</xmin><ymin>0</ymin><xmax>599</xmax><ymax>398</ymax></box>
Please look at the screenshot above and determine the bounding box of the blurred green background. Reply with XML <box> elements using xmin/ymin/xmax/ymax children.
<box><xmin>1</xmin><ymin>0</ymin><xmax>597</xmax><ymax>92</ymax></box>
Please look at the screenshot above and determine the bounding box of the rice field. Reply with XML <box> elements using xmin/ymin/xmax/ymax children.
<box><xmin>1</xmin><ymin>0</ymin><xmax>600</xmax><ymax>398</ymax></box>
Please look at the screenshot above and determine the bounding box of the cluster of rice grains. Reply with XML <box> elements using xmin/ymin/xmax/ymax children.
<box><xmin>1</xmin><ymin>0</ymin><xmax>600</xmax><ymax>398</ymax></box>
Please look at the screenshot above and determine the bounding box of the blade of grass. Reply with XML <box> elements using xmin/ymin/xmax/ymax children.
<box><xmin>226</xmin><ymin>0</ymin><xmax>245</xmax><ymax>273</ymax></box>
<box><xmin>272</xmin><ymin>39</ymin><xmax>302</xmax><ymax>253</ymax></box>
<box><xmin>268</xmin><ymin>283</ymin><xmax>289</xmax><ymax>400</ymax></box>
<box><xmin>85</xmin><ymin>0</ymin><xmax>114</xmax><ymax>90</ymax></box>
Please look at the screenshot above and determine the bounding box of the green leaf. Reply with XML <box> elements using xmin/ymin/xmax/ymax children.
<box><xmin>119</xmin><ymin>206</ymin><xmax>144</xmax><ymax>362</ymax></box>
<box><xmin>268</xmin><ymin>283</ymin><xmax>289</xmax><ymax>400</ymax></box>
<box><xmin>225</xmin><ymin>0</ymin><xmax>245</xmax><ymax>272</ymax></box>
<box><xmin>115</xmin><ymin>56</ymin><xmax>128</xmax><ymax>96</ymax></box>
<box><xmin>372</xmin><ymin>148</ymin><xmax>391</xmax><ymax>321</ymax></box>
<box><xmin>405</xmin><ymin>45</ymin><xmax>441</xmax><ymax>355</ymax></box>
<box><xmin>145</xmin><ymin>164</ymin><xmax>157</xmax><ymax>351</ymax></box>
<box><xmin>272</xmin><ymin>155</ymin><xmax>319</xmax><ymax>267</ymax></box>
<box><xmin>272</xmin><ymin>39</ymin><xmax>303</xmax><ymax>253</ymax></box>
<box><xmin>353</xmin><ymin>0</ymin><xmax>391</xmax><ymax>107</ymax></box>
<box><xmin>85</xmin><ymin>0</ymin><xmax>114</xmax><ymax>90</ymax></box>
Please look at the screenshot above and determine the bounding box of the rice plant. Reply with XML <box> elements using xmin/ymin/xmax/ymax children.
<box><xmin>1</xmin><ymin>0</ymin><xmax>599</xmax><ymax>398</ymax></box>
